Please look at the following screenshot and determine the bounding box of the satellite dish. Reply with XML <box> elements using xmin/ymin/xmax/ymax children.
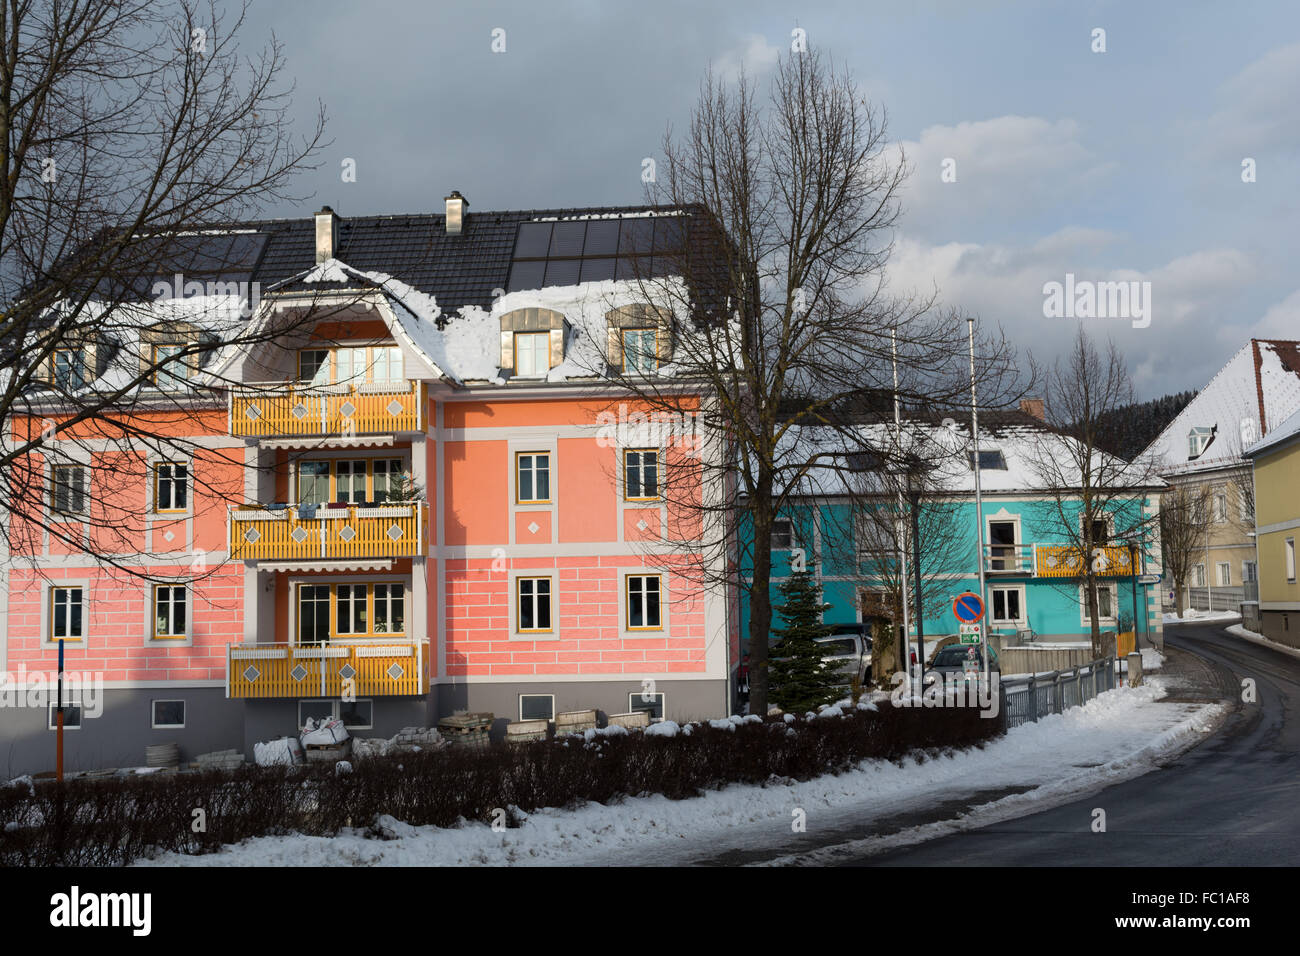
<box><xmin>941</xmin><ymin>417</ymin><xmax>958</xmax><ymax>432</ymax></box>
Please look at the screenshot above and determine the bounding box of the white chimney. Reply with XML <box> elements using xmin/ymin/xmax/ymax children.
<box><xmin>314</xmin><ymin>205</ymin><xmax>339</xmax><ymax>263</ymax></box>
<box><xmin>445</xmin><ymin>191</ymin><xmax>468</xmax><ymax>235</ymax></box>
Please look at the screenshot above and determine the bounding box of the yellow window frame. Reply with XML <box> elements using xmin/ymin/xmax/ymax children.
<box><xmin>49</xmin><ymin>587</ymin><xmax>84</xmax><ymax>643</ymax></box>
<box><xmin>513</xmin><ymin>332</ymin><xmax>551</xmax><ymax>375</ymax></box>
<box><xmin>152</xmin><ymin>585</ymin><xmax>188</xmax><ymax>640</ymax></box>
<box><xmin>153</xmin><ymin>461</ymin><xmax>189</xmax><ymax>514</ymax></box>
<box><xmin>625</xmin><ymin>574</ymin><xmax>662</xmax><ymax>631</ymax></box>
<box><xmin>515</xmin><ymin>451</ymin><xmax>552</xmax><ymax>504</ymax></box>
<box><xmin>623</xmin><ymin>448</ymin><xmax>661</xmax><ymax>501</ymax></box>
<box><xmin>516</xmin><ymin>576</ymin><xmax>554</xmax><ymax>633</ymax></box>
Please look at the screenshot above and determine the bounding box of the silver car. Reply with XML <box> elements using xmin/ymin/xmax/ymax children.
<box><xmin>813</xmin><ymin>625</ymin><xmax>873</xmax><ymax>688</ymax></box>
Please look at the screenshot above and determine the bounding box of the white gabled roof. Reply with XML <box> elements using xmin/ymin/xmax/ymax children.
<box><xmin>1141</xmin><ymin>339</ymin><xmax>1300</xmax><ymax>476</ymax></box>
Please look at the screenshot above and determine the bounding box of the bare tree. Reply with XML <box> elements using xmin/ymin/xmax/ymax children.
<box><xmin>593</xmin><ymin>51</ymin><xmax>1026</xmax><ymax>716</ymax></box>
<box><xmin>1025</xmin><ymin>325</ymin><xmax>1163</xmax><ymax>656</ymax></box>
<box><xmin>1159</xmin><ymin>482</ymin><xmax>1213</xmax><ymax>617</ymax></box>
<box><xmin>0</xmin><ymin>0</ymin><xmax>328</xmax><ymax>578</ymax></box>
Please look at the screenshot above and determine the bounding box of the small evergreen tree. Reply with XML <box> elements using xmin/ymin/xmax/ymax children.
<box><xmin>769</xmin><ymin>567</ymin><xmax>842</xmax><ymax>713</ymax></box>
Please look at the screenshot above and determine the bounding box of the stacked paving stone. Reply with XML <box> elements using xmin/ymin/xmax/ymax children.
<box><xmin>392</xmin><ymin>726</ymin><xmax>443</xmax><ymax>751</ymax></box>
<box><xmin>437</xmin><ymin>712</ymin><xmax>493</xmax><ymax>749</ymax></box>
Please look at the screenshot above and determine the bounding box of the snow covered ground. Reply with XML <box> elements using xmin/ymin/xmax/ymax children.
<box><xmin>1163</xmin><ymin>609</ymin><xmax>1241</xmax><ymax>624</ymax></box>
<box><xmin>138</xmin><ymin>675</ymin><xmax>1224</xmax><ymax>868</ymax></box>
<box><xmin>1226</xmin><ymin>624</ymin><xmax>1300</xmax><ymax>661</ymax></box>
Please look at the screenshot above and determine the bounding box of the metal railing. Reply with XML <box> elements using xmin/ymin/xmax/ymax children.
<box><xmin>1000</xmin><ymin>656</ymin><xmax>1116</xmax><ymax>730</ymax></box>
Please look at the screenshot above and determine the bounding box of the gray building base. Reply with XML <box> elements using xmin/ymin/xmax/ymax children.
<box><xmin>1259</xmin><ymin>611</ymin><xmax>1300</xmax><ymax>650</ymax></box>
<box><xmin>432</xmin><ymin>678</ymin><xmax>730</xmax><ymax>738</ymax></box>
<box><xmin>0</xmin><ymin>678</ymin><xmax>733</xmax><ymax>776</ymax></box>
<box><xmin>0</xmin><ymin>686</ymin><xmax>241</xmax><ymax>779</ymax></box>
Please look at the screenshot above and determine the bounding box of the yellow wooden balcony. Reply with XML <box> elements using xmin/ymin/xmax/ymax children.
<box><xmin>229</xmin><ymin>381</ymin><xmax>425</xmax><ymax>438</ymax></box>
<box><xmin>1034</xmin><ymin>545</ymin><xmax>1138</xmax><ymax>578</ymax></box>
<box><xmin>230</xmin><ymin>502</ymin><xmax>427</xmax><ymax>561</ymax></box>
<box><xmin>227</xmin><ymin>639</ymin><xmax>428</xmax><ymax>698</ymax></box>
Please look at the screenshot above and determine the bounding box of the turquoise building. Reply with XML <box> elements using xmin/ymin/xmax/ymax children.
<box><xmin>739</xmin><ymin>410</ymin><xmax>1165</xmax><ymax>667</ymax></box>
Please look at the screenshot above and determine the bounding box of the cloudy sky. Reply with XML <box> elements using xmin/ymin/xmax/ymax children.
<box><xmin>243</xmin><ymin>0</ymin><xmax>1299</xmax><ymax>400</ymax></box>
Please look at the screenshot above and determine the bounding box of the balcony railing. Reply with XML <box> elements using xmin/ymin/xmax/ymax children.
<box><xmin>230</xmin><ymin>502</ymin><xmax>426</xmax><ymax>561</ymax></box>
<box><xmin>977</xmin><ymin>544</ymin><xmax>1141</xmax><ymax>577</ymax></box>
<box><xmin>229</xmin><ymin>380</ymin><xmax>425</xmax><ymax>438</ymax></box>
<box><xmin>983</xmin><ymin>544</ymin><xmax>1035</xmax><ymax>573</ymax></box>
<box><xmin>227</xmin><ymin>639</ymin><xmax>428</xmax><ymax>698</ymax></box>
<box><xmin>1034</xmin><ymin>544</ymin><xmax>1138</xmax><ymax>578</ymax></box>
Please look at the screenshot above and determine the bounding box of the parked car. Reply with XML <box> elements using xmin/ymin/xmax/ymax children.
<box><xmin>924</xmin><ymin>642</ymin><xmax>1000</xmax><ymax>684</ymax></box>
<box><xmin>813</xmin><ymin>623</ymin><xmax>873</xmax><ymax>688</ymax></box>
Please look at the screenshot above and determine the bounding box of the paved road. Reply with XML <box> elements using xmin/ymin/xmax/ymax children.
<box><xmin>846</xmin><ymin>623</ymin><xmax>1300</xmax><ymax>866</ymax></box>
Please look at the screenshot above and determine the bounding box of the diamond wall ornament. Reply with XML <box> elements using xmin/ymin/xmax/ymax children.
<box><xmin>163</xmin><ymin>530</ymin><xmax>175</xmax><ymax>542</ymax></box>
<box><xmin>243</xmin><ymin>528</ymin><xmax>262</xmax><ymax>543</ymax></box>
<box><xmin>291</xmin><ymin>402</ymin><xmax>309</xmax><ymax>419</ymax></box>
<box><xmin>386</xmin><ymin>663</ymin><xmax>405</xmax><ymax>680</ymax></box>
<box><xmin>244</xmin><ymin>404</ymin><xmax>262</xmax><ymax>420</ymax></box>
<box><xmin>386</xmin><ymin>399</ymin><xmax>404</xmax><ymax>416</ymax></box>
<box><xmin>242</xmin><ymin>665</ymin><xmax>261</xmax><ymax>682</ymax></box>
<box><xmin>527</xmin><ymin>521</ymin><xmax>540</xmax><ymax>535</ymax></box>
<box><xmin>291</xmin><ymin>527</ymin><xmax>311</xmax><ymax>543</ymax></box>
<box><xmin>386</xmin><ymin>524</ymin><xmax>404</xmax><ymax>541</ymax></box>
<box><xmin>339</xmin><ymin>664</ymin><xmax>356</xmax><ymax>680</ymax></box>
<box><xmin>338</xmin><ymin>525</ymin><xmax>356</xmax><ymax>542</ymax></box>
<box><xmin>636</xmin><ymin>519</ymin><xmax>649</xmax><ymax>532</ymax></box>
<box><xmin>339</xmin><ymin>401</ymin><xmax>356</xmax><ymax>418</ymax></box>
<box><xmin>290</xmin><ymin>664</ymin><xmax>308</xmax><ymax>682</ymax></box>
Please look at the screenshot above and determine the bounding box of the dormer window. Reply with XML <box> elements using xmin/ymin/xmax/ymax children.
<box><xmin>52</xmin><ymin>350</ymin><xmax>86</xmax><ymax>391</ymax></box>
<box><xmin>296</xmin><ymin>345</ymin><xmax>404</xmax><ymax>386</ymax></box>
<box><xmin>621</xmin><ymin>328</ymin><xmax>657</xmax><ymax>372</ymax></box>
<box><xmin>1188</xmin><ymin>426</ymin><xmax>1215</xmax><ymax>460</ymax></box>
<box><xmin>153</xmin><ymin>343</ymin><xmax>192</xmax><ymax>390</ymax></box>
<box><xmin>498</xmin><ymin>309</ymin><xmax>567</xmax><ymax>377</ymax></box>
<box><xmin>606</xmin><ymin>304</ymin><xmax>672</xmax><ymax>372</ymax></box>
<box><xmin>514</xmin><ymin>332</ymin><xmax>551</xmax><ymax>376</ymax></box>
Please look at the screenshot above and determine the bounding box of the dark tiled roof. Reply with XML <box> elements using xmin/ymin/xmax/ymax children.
<box><xmin>223</xmin><ymin>204</ymin><xmax>704</xmax><ymax>313</ymax></box>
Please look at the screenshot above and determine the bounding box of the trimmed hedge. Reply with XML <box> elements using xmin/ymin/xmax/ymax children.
<box><xmin>0</xmin><ymin>702</ymin><xmax>1001</xmax><ymax>866</ymax></box>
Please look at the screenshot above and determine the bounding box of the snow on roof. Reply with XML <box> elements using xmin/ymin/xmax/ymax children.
<box><xmin>1244</xmin><ymin>404</ymin><xmax>1300</xmax><ymax>458</ymax></box>
<box><xmin>1140</xmin><ymin>339</ymin><xmax>1300</xmax><ymax>476</ymax></box>
<box><xmin>781</xmin><ymin>417</ymin><xmax>1160</xmax><ymax>498</ymax></box>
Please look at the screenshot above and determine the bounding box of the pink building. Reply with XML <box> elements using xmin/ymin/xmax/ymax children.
<box><xmin>0</xmin><ymin>197</ymin><xmax>736</xmax><ymax>773</ymax></box>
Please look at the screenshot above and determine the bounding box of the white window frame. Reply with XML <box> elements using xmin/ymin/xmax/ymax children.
<box><xmin>1287</xmin><ymin>538</ymin><xmax>1296</xmax><ymax>583</ymax></box>
<box><xmin>1216</xmin><ymin>562</ymin><xmax>1231</xmax><ymax>587</ymax></box>
<box><xmin>514</xmin><ymin>331</ymin><xmax>550</xmax><ymax>377</ymax></box>
<box><xmin>47</xmin><ymin>691</ymin><xmax>83</xmax><ymax>730</ymax></box>
<box><xmin>1242</xmin><ymin>560</ymin><xmax>1257</xmax><ymax>584</ymax></box>
<box><xmin>771</xmin><ymin>517</ymin><xmax>795</xmax><ymax>551</ymax></box>
<box><xmin>519</xmin><ymin>693</ymin><xmax>556</xmax><ymax>721</ymax></box>
<box><xmin>151</xmin><ymin>699</ymin><xmax>186</xmax><ymax>729</ymax></box>
<box><xmin>1080</xmin><ymin>582</ymin><xmax>1119</xmax><ymax>626</ymax></box>
<box><xmin>985</xmin><ymin>510</ymin><xmax>1022</xmax><ymax>570</ymax></box>
<box><xmin>628</xmin><ymin>690</ymin><xmax>666</xmax><ymax>722</ymax></box>
<box><xmin>1213</xmin><ymin>490</ymin><xmax>1228</xmax><ymax>524</ymax></box>
<box><xmin>989</xmin><ymin>584</ymin><xmax>1027</xmax><ymax>626</ymax></box>
<box><xmin>1191</xmin><ymin>563</ymin><xmax>1206</xmax><ymax>588</ymax></box>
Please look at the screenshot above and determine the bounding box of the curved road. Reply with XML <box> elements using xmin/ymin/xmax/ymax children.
<box><xmin>848</xmin><ymin>622</ymin><xmax>1300</xmax><ymax>866</ymax></box>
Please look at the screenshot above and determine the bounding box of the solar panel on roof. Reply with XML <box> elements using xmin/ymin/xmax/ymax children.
<box><xmin>548</xmin><ymin>221</ymin><xmax>586</xmax><ymax>257</ymax></box>
<box><xmin>507</xmin><ymin>260</ymin><xmax>546</xmax><ymax>292</ymax></box>
<box><xmin>514</xmin><ymin>222</ymin><xmax>553</xmax><ymax>258</ymax></box>
<box><xmin>579</xmin><ymin>257</ymin><xmax>616</xmax><ymax>283</ymax></box>
<box><xmin>542</xmin><ymin>258</ymin><xmax>581</xmax><ymax>287</ymax></box>
<box><xmin>583</xmin><ymin>219</ymin><xmax>620</xmax><ymax>256</ymax></box>
<box><xmin>618</xmin><ymin>219</ymin><xmax>654</xmax><ymax>255</ymax></box>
